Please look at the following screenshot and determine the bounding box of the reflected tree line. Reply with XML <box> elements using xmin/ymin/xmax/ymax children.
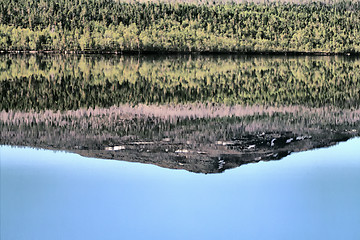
<box><xmin>1</xmin><ymin>54</ymin><xmax>360</xmax><ymax>111</ymax></box>
<box><xmin>1</xmin><ymin>104</ymin><xmax>359</xmax><ymax>149</ymax></box>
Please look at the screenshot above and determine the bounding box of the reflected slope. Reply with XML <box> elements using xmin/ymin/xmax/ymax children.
<box><xmin>1</xmin><ymin>54</ymin><xmax>359</xmax><ymax>173</ymax></box>
<box><xmin>1</xmin><ymin>104</ymin><xmax>359</xmax><ymax>173</ymax></box>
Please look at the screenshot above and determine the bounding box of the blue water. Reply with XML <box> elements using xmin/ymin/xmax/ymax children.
<box><xmin>1</xmin><ymin>138</ymin><xmax>360</xmax><ymax>240</ymax></box>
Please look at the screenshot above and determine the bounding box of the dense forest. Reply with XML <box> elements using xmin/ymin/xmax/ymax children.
<box><xmin>1</xmin><ymin>54</ymin><xmax>359</xmax><ymax>110</ymax></box>
<box><xmin>1</xmin><ymin>0</ymin><xmax>360</xmax><ymax>53</ymax></box>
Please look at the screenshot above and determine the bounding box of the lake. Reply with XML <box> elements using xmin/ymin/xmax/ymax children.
<box><xmin>0</xmin><ymin>54</ymin><xmax>360</xmax><ymax>239</ymax></box>
<box><xmin>1</xmin><ymin>138</ymin><xmax>360</xmax><ymax>240</ymax></box>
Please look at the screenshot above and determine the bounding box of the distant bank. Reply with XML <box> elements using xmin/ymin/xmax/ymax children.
<box><xmin>1</xmin><ymin>0</ymin><xmax>359</xmax><ymax>54</ymax></box>
<box><xmin>1</xmin><ymin>50</ymin><xmax>358</xmax><ymax>56</ymax></box>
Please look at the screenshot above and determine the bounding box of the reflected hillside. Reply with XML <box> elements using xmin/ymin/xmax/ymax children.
<box><xmin>1</xmin><ymin>54</ymin><xmax>359</xmax><ymax>173</ymax></box>
<box><xmin>1</xmin><ymin>104</ymin><xmax>359</xmax><ymax>173</ymax></box>
<box><xmin>1</xmin><ymin>54</ymin><xmax>360</xmax><ymax>110</ymax></box>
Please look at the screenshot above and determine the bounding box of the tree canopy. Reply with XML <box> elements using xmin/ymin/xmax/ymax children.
<box><xmin>1</xmin><ymin>0</ymin><xmax>360</xmax><ymax>53</ymax></box>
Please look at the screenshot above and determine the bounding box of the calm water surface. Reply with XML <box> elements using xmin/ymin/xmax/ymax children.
<box><xmin>1</xmin><ymin>138</ymin><xmax>360</xmax><ymax>240</ymax></box>
<box><xmin>1</xmin><ymin>54</ymin><xmax>360</xmax><ymax>173</ymax></box>
<box><xmin>1</xmin><ymin>54</ymin><xmax>360</xmax><ymax>239</ymax></box>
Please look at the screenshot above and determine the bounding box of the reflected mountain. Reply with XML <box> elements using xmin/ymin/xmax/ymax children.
<box><xmin>1</xmin><ymin>54</ymin><xmax>359</xmax><ymax>173</ymax></box>
<box><xmin>1</xmin><ymin>104</ymin><xmax>359</xmax><ymax>173</ymax></box>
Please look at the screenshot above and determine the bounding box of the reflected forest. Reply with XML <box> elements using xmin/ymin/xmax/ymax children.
<box><xmin>1</xmin><ymin>54</ymin><xmax>359</xmax><ymax>173</ymax></box>
<box><xmin>1</xmin><ymin>54</ymin><xmax>360</xmax><ymax>111</ymax></box>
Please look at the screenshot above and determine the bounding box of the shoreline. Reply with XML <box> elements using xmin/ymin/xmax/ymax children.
<box><xmin>1</xmin><ymin>50</ymin><xmax>358</xmax><ymax>56</ymax></box>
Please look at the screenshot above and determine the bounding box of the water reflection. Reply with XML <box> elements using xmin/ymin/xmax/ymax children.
<box><xmin>1</xmin><ymin>104</ymin><xmax>359</xmax><ymax>173</ymax></box>
<box><xmin>1</xmin><ymin>54</ymin><xmax>360</xmax><ymax>110</ymax></box>
<box><xmin>1</xmin><ymin>54</ymin><xmax>359</xmax><ymax>172</ymax></box>
<box><xmin>1</xmin><ymin>139</ymin><xmax>360</xmax><ymax>240</ymax></box>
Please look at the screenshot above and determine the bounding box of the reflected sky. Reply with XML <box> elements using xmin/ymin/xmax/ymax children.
<box><xmin>1</xmin><ymin>138</ymin><xmax>360</xmax><ymax>240</ymax></box>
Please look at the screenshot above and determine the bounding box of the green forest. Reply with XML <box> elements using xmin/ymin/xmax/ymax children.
<box><xmin>1</xmin><ymin>0</ymin><xmax>360</xmax><ymax>53</ymax></box>
<box><xmin>1</xmin><ymin>54</ymin><xmax>359</xmax><ymax>110</ymax></box>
